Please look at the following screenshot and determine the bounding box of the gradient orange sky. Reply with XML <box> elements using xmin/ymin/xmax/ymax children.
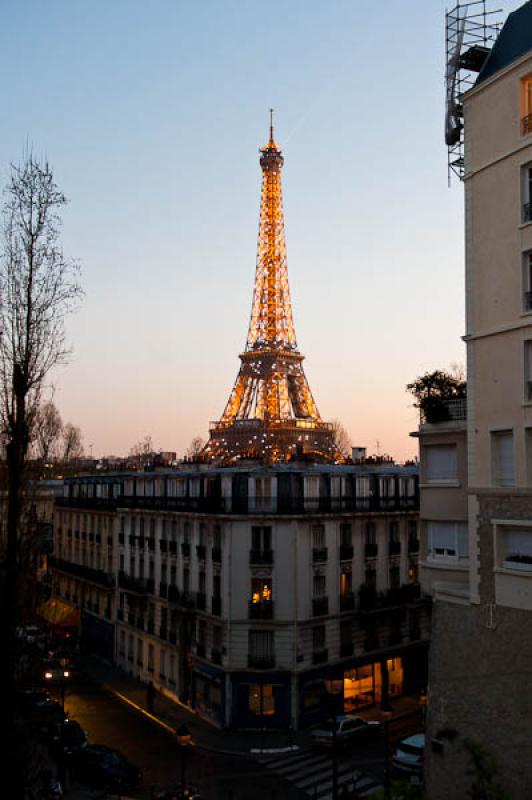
<box><xmin>2</xmin><ymin>1</ymin><xmax>521</xmax><ymax>462</ymax></box>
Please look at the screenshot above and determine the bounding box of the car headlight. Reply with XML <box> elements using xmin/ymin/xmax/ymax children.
<box><xmin>45</xmin><ymin>672</ymin><xmax>53</xmax><ymax>679</ymax></box>
<box><xmin>63</xmin><ymin>670</ymin><xmax>70</xmax><ymax>678</ymax></box>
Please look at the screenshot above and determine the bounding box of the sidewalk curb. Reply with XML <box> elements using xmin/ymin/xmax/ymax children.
<box><xmin>101</xmin><ymin>681</ymin><xmax>261</xmax><ymax>759</ymax></box>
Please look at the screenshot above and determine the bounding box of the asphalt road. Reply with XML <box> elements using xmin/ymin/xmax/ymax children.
<box><xmin>61</xmin><ymin>678</ymin><xmax>299</xmax><ymax>799</ymax></box>
<box><xmin>57</xmin><ymin>678</ymin><xmax>421</xmax><ymax>800</ymax></box>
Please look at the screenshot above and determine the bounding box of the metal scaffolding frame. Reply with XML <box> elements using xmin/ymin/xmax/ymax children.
<box><xmin>445</xmin><ymin>0</ymin><xmax>501</xmax><ymax>183</ymax></box>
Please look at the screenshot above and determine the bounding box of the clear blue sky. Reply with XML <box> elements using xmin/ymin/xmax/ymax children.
<box><xmin>1</xmin><ymin>1</ymin><xmax>522</xmax><ymax>460</ymax></box>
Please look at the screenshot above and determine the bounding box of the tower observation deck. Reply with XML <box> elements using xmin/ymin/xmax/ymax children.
<box><xmin>205</xmin><ymin>115</ymin><xmax>336</xmax><ymax>464</ymax></box>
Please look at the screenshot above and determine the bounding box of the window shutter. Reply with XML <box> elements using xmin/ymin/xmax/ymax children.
<box><xmin>494</xmin><ymin>432</ymin><xmax>515</xmax><ymax>486</ymax></box>
<box><xmin>425</xmin><ymin>445</ymin><xmax>457</xmax><ymax>481</ymax></box>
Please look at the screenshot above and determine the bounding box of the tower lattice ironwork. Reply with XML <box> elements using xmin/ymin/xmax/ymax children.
<box><xmin>206</xmin><ymin>114</ymin><xmax>335</xmax><ymax>463</ymax></box>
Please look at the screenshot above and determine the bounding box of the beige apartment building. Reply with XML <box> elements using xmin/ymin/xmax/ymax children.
<box><xmin>424</xmin><ymin>4</ymin><xmax>532</xmax><ymax>798</ymax></box>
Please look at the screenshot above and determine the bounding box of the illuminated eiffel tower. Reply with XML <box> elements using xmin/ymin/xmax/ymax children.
<box><xmin>206</xmin><ymin>113</ymin><xmax>335</xmax><ymax>463</ymax></box>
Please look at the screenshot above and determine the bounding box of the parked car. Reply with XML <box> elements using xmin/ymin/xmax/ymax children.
<box><xmin>17</xmin><ymin>625</ymin><xmax>48</xmax><ymax>649</ymax></box>
<box><xmin>312</xmin><ymin>715</ymin><xmax>381</xmax><ymax>748</ymax></box>
<box><xmin>17</xmin><ymin>689</ymin><xmax>64</xmax><ymax>722</ymax></box>
<box><xmin>70</xmin><ymin>745</ymin><xmax>141</xmax><ymax>791</ymax></box>
<box><xmin>392</xmin><ymin>732</ymin><xmax>425</xmax><ymax>776</ymax></box>
<box><xmin>48</xmin><ymin>718</ymin><xmax>87</xmax><ymax>757</ymax></box>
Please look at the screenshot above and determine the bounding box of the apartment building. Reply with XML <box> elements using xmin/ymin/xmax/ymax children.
<box><xmin>51</xmin><ymin>461</ymin><xmax>429</xmax><ymax>729</ymax></box>
<box><xmin>424</xmin><ymin>4</ymin><xmax>532</xmax><ymax>797</ymax></box>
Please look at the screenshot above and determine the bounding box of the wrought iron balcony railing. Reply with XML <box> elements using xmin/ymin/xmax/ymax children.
<box><xmin>249</xmin><ymin>600</ymin><xmax>274</xmax><ymax>620</ymax></box>
<box><xmin>249</xmin><ymin>549</ymin><xmax>273</xmax><ymax>565</ymax></box>
<box><xmin>49</xmin><ymin>556</ymin><xmax>115</xmax><ymax>590</ymax></box>
<box><xmin>312</xmin><ymin>596</ymin><xmax>329</xmax><ymax>617</ymax></box>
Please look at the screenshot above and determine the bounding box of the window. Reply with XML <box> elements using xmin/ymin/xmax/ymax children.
<box><xmin>389</xmin><ymin>565</ymin><xmax>400</xmax><ymax>590</ymax></box>
<box><xmin>340</xmin><ymin>571</ymin><xmax>352</xmax><ymax>596</ymax></box>
<box><xmin>213</xmin><ymin>625</ymin><xmax>222</xmax><ymax>650</ymax></box>
<box><xmin>119</xmin><ymin>630</ymin><xmax>125</xmax><ymax>657</ymax></box>
<box><xmin>249</xmin><ymin>630</ymin><xmax>274</xmax><ymax>659</ymax></box>
<box><xmin>365</xmin><ymin>566</ymin><xmax>377</xmax><ymax>588</ymax></box>
<box><xmin>389</xmin><ymin>522</ymin><xmax>400</xmax><ymax>542</ymax></box>
<box><xmin>340</xmin><ymin>523</ymin><xmax>352</xmax><ymax>546</ymax></box>
<box><xmin>356</xmin><ymin>476</ymin><xmax>370</xmax><ymax>501</ymax></box>
<box><xmin>197</xmin><ymin>620</ymin><xmax>206</xmax><ymax>644</ymax></box>
<box><xmin>213</xmin><ymin>525</ymin><xmax>222</xmax><ymax>551</ymax></box>
<box><xmin>199</xmin><ymin>571</ymin><xmax>206</xmax><ymax>594</ymax></box>
<box><xmin>251</xmin><ymin>577</ymin><xmax>272</xmax><ymax>603</ymax></box>
<box><xmin>312</xmin><ymin>625</ymin><xmax>326</xmax><ymax>651</ymax></box>
<box><xmin>365</xmin><ymin>522</ymin><xmax>376</xmax><ymax>545</ymax></box>
<box><xmin>253</xmin><ymin>477</ymin><xmax>273</xmax><ymax>511</ymax></box>
<box><xmin>427</xmin><ymin>521</ymin><xmax>468</xmax><ymax>559</ymax></box>
<box><xmin>525</xmin><ymin>341</ymin><xmax>532</xmax><ymax>400</ymax></box>
<box><xmin>183</xmin><ymin>567</ymin><xmax>190</xmax><ymax>594</ymax></box>
<box><xmin>313</xmin><ymin>574</ymin><xmax>326</xmax><ymax>597</ymax></box>
<box><xmin>251</xmin><ymin>526</ymin><xmax>272</xmax><ymax>551</ymax></box>
<box><xmin>424</xmin><ymin>445</ymin><xmax>457</xmax><ymax>482</ymax></box>
<box><xmin>213</xmin><ymin>574</ymin><xmax>221</xmax><ymax>598</ymax></box>
<box><xmin>248</xmin><ymin>684</ymin><xmax>275</xmax><ymax>715</ymax></box>
<box><xmin>491</xmin><ymin>430</ymin><xmax>515</xmax><ymax>487</ymax></box>
<box><xmin>312</xmin><ymin>524</ymin><xmax>325</xmax><ymax>549</ymax></box>
<box><xmin>497</xmin><ymin>523</ymin><xmax>532</xmax><ymax>569</ymax></box>
<box><xmin>160</xmin><ymin>649</ymin><xmax>167</xmax><ymax>679</ymax></box>
<box><xmin>304</xmin><ymin>476</ymin><xmax>320</xmax><ymax>498</ymax></box>
<box><xmin>521</xmin><ymin>76</ymin><xmax>532</xmax><ymax>134</ymax></box>
<box><xmin>137</xmin><ymin>638</ymin><xmax>143</xmax><ymax>667</ymax></box>
<box><xmin>340</xmin><ymin>619</ymin><xmax>352</xmax><ymax>647</ymax></box>
<box><xmin>148</xmin><ymin>644</ymin><xmax>154</xmax><ymax>673</ymax></box>
<box><xmin>523</xmin><ymin>253</ymin><xmax>532</xmax><ymax>312</ymax></box>
<box><xmin>522</xmin><ymin>163</ymin><xmax>532</xmax><ymax>222</ymax></box>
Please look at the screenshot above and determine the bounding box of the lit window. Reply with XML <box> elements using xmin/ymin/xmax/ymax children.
<box><xmin>521</xmin><ymin>76</ymin><xmax>532</xmax><ymax>135</ymax></box>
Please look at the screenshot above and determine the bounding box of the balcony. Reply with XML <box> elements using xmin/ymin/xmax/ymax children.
<box><xmin>364</xmin><ymin>543</ymin><xmax>378</xmax><ymax>559</ymax></box>
<box><xmin>249</xmin><ymin>601</ymin><xmax>274</xmax><ymax>620</ymax></box>
<box><xmin>249</xmin><ymin>549</ymin><xmax>273</xmax><ymax>565</ymax></box>
<box><xmin>211</xmin><ymin>596</ymin><xmax>222</xmax><ymax>616</ymax></box>
<box><xmin>196</xmin><ymin>592</ymin><xmax>206</xmax><ymax>611</ymax></box>
<box><xmin>312</xmin><ymin>648</ymin><xmax>328</xmax><ymax>665</ymax></box>
<box><xmin>211</xmin><ymin>648</ymin><xmax>222</xmax><ymax>665</ymax></box>
<box><xmin>248</xmin><ymin>654</ymin><xmax>275</xmax><ymax>669</ymax></box>
<box><xmin>388</xmin><ymin>541</ymin><xmax>401</xmax><ymax>556</ymax></box>
<box><xmin>312</xmin><ymin>547</ymin><xmax>328</xmax><ymax>563</ymax></box>
<box><xmin>49</xmin><ymin>556</ymin><xmax>115</xmax><ymax>590</ymax></box>
<box><xmin>181</xmin><ymin>543</ymin><xmax>191</xmax><ymax>558</ymax></box>
<box><xmin>340</xmin><ymin>544</ymin><xmax>353</xmax><ymax>561</ymax></box>
<box><xmin>522</xmin><ymin>113</ymin><xmax>532</xmax><ymax>135</ymax></box>
<box><xmin>212</xmin><ymin>547</ymin><xmax>222</xmax><ymax>563</ymax></box>
<box><xmin>358</xmin><ymin>582</ymin><xmax>421</xmax><ymax>613</ymax></box>
<box><xmin>420</xmin><ymin>396</ymin><xmax>466</xmax><ymax>425</ymax></box>
<box><xmin>408</xmin><ymin>538</ymin><xmax>420</xmax><ymax>554</ymax></box>
<box><xmin>118</xmin><ymin>572</ymin><xmax>154</xmax><ymax>595</ymax></box>
<box><xmin>340</xmin><ymin>642</ymin><xmax>354</xmax><ymax>658</ymax></box>
<box><xmin>312</xmin><ymin>596</ymin><xmax>329</xmax><ymax>617</ymax></box>
<box><xmin>159</xmin><ymin>582</ymin><xmax>168</xmax><ymax>599</ymax></box>
<box><xmin>196</xmin><ymin>545</ymin><xmax>206</xmax><ymax>561</ymax></box>
<box><xmin>339</xmin><ymin>593</ymin><xmax>355</xmax><ymax>612</ymax></box>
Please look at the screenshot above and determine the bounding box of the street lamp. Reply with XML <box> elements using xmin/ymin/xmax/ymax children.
<box><xmin>176</xmin><ymin>723</ymin><xmax>192</xmax><ymax>798</ymax></box>
<box><xmin>324</xmin><ymin>678</ymin><xmax>343</xmax><ymax>800</ymax></box>
<box><xmin>382</xmin><ymin>710</ymin><xmax>393</xmax><ymax>800</ymax></box>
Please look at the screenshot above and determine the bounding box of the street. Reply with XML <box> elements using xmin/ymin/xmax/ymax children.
<box><xmin>57</xmin><ymin>676</ymin><xmax>422</xmax><ymax>799</ymax></box>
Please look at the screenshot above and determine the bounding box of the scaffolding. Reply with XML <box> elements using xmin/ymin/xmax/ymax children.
<box><xmin>445</xmin><ymin>1</ymin><xmax>501</xmax><ymax>183</ymax></box>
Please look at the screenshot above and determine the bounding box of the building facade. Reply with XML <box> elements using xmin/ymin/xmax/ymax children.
<box><xmin>425</xmin><ymin>4</ymin><xmax>532</xmax><ymax>798</ymax></box>
<box><xmin>51</xmin><ymin>462</ymin><xmax>429</xmax><ymax>729</ymax></box>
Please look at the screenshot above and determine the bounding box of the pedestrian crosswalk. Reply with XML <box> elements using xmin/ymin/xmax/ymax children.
<box><xmin>259</xmin><ymin>749</ymin><xmax>382</xmax><ymax>799</ymax></box>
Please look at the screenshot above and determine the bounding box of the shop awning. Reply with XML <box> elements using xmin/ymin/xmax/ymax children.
<box><xmin>37</xmin><ymin>597</ymin><xmax>79</xmax><ymax>628</ymax></box>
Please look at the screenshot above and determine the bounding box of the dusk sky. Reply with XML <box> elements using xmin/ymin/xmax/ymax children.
<box><xmin>1</xmin><ymin>1</ymin><xmax>521</xmax><ymax>461</ymax></box>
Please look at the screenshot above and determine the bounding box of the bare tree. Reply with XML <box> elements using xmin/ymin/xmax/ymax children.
<box><xmin>331</xmin><ymin>418</ymin><xmax>351</xmax><ymax>459</ymax></box>
<box><xmin>33</xmin><ymin>400</ymin><xmax>63</xmax><ymax>464</ymax></box>
<box><xmin>0</xmin><ymin>153</ymin><xmax>82</xmax><ymax>794</ymax></box>
<box><xmin>129</xmin><ymin>435</ymin><xmax>154</xmax><ymax>469</ymax></box>
<box><xmin>186</xmin><ymin>435</ymin><xmax>206</xmax><ymax>460</ymax></box>
<box><xmin>61</xmin><ymin>421</ymin><xmax>83</xmax><ymax>462</ymax></box>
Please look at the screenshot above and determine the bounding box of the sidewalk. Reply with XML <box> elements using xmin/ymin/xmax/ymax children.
<box><xmin>82</xmin><ymin>656</ymin><xmax>302</xmax><ymax>757</ymax></box>
<box><xmin>81</xmin><ymin>656</ymin><xmax>422</xmax><ymax>758</ymax></box>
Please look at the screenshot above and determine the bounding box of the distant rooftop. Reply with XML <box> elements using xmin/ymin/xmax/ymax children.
<box><xmin>476</xmin><ymin>1</ymin><xmax>532</xmax><ymax>85</ymax></box>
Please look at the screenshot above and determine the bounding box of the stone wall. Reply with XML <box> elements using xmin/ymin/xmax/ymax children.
<box><xmin>425</xmin><ymin>597</ymin><xmax>532</xmax><ymax>800</ymax></box>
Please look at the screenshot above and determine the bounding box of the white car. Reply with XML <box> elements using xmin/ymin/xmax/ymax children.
<box><xmin>312</xmin><ymin>715</ymin><xmax>381</xmax><ymax>747</ymax></box>
<box><xmin>392</xmin><ymin>732</ymin><xmax>424</xmax><ymax>775</ymax></box>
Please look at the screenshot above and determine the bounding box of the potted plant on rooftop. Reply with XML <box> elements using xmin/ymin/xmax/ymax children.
<box><xmin>407</xmin><ymin>368</ymin><xmax>466</xmax><ymax>424</ymax></box>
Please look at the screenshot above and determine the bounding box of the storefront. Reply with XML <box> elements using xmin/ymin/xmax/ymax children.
<box><xmin>343</xmin><ymin>657</ymin><xmax>404</xmax><ymax>711</ymax></box>
<box><xmin>231</xmin><ymin>671</ymin><xmax>291</xmax><ymax>729</ymax></box>
<box><xmin>192</xmin><ymin>660</ymin><xmax>225</xmax><ymax>727</ymax></box>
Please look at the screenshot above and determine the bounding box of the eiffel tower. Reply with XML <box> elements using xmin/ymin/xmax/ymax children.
<box><xmin>206</xmin><ymin>113</ymin><xmax>335</xmax><ymax>463</ymax></box>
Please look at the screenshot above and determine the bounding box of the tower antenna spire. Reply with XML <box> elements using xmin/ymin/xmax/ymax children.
<box><xmin>269</xmin><ymin>108</ymin><xmax>274</xmax><ymax>142</ymax></box>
